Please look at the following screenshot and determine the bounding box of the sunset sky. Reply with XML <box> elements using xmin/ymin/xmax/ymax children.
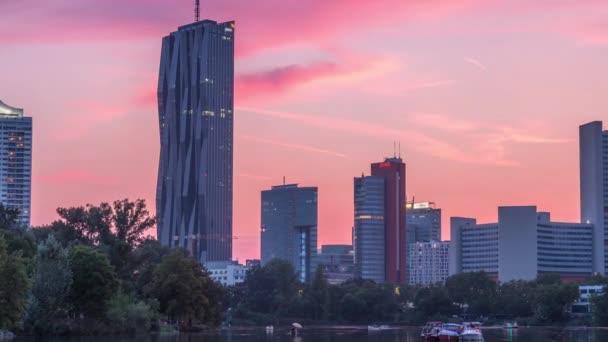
<box><xmin>1</xmin><ymin>0</ymin><xmax>608</xmax><ymax>261</ymax></box>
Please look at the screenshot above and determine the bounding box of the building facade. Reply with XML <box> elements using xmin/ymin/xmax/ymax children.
<box><xmin>572</xmin><ymin>285</ymin><xmax>605</xmax><ymax>315</ymax></box>
<box><xmin>407</xmin><ymin>241</ymin><xmax>450</xmax><ymax>286</ymax></box>
<box><xmin>156</xmin><ymin>19</ymin><xmax>235</xmax><ymax>263</ymax></box>
<box><xmin>354</xmin><ymin>175</ymin><xmax>386</xmax><ymax>283</ymax></box>
<box><xmin>0</xmin><ymin>101</ymin><xmax>32</xmax><ymax>227</ymax></box>
<box><xmin>406</xmin><ymin>201</ymin><xmax>441</xmax><ymax>243</ymax></box>
<box><xmin>371</xmin><ymin>158</ymin><xmax>407</xmax><ymax>284</ymax></box>
<box><xmin>261</xmin><ymin>184</ymin><xmax>318</xmax><ymax>283</ymax></box>
<box><xmin>450</xmin><ymin>206</ymin><xmax>593</xmax><ymax>282</ymax></box>
<box><xmin>580</xmin><ymin>121</ymin><xmax>608</xmax><ymax>274</ymax></box>
<box><xmin>205</xmin><ymin>260</ymin><xmax>249</xmax><ymax>286</ymax></box>
<box><xmin>317</xmin><ymin>244</ymin><xmax>354</xmax><ymax>285</ymax></box>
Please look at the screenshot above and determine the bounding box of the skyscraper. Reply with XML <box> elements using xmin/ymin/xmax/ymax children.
<box><xmin>354</xmin><ymin>175</ymin><xmax>386</xmax><ymax>283</ymax></box>
<box><xmin>406</xmin><ymin>201</ymin><xmax>441</xmax><ymax>243</ymax></box>
<box><xmin>354</xmin><ymin>157</ymin><xmax>407</xmax><ymax>284</ymax></box>
<box><xmin>0</xmin><ymin>101</ymin><xmax>32</xmax><ymax>227</ymax></box>
<box><xmin>371</xmin><ymin>157</ymin><xmax>407</xmax><ymax>284</ymax></box>
<box><xmin>156</xmin><ymin>19</ymin><xmax>235</xmax><ymax>263</ymax></box>
<box><xmin>261</xmin><ymin>184</ymin><xmax>318</xmax><ymax>283</ymax></box>
<box><xmin>580</xmin><ymin>121</ymin><xmax>607</xmax><ymax>275</ymax></box>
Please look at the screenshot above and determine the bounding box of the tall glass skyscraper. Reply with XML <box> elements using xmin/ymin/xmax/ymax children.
<box><xmin>0</xmin><ymin>101</ymin><xmax>32</xmax><ymax>227</ymax></box>
<box><xmin>261</xmin><ymin>184</ymin><xmax>318</xmax><ymax>283</ymax></box>
<box><xmin>156</xmin><ymin>19</ymin><xmax>235</xmax><ymax>263</ymax></box>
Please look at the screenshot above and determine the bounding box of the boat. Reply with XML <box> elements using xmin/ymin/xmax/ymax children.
<box><xmin>503</xmin><ymin>322</ymin><xmax>518</xmax><ymax>329</ymax></box>
<box><xmin>368</xmin><ymin>324</ymin><xmax>390</xmax><ymax>331</ymax></box>
<box><xmin>421</xmin><ymin>321</ymin><xmax>443</xmax><ymax>340</ymax></box>
<box><xmin>436</xmin><ymin>323</ymin><xmax>462</xmax><ymax>342</ymax></box>
<box><xmin>421</xmin><ymin>322</ymin><xmax>484</xmax><ymax>341</ymax></box>
<box><xmin>460</xmin><ymin>322</ymin><xmax>484</xmax><ymax>342</ymax></box>
<box><xmin>265</xmin><ymin>325</ymin><xmax>274</xmax><ymax>333</ymax></box>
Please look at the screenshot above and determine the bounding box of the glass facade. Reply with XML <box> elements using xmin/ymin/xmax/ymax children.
<box><xmin>261</xmin><ymin>184</ymin><xmax>318</xmax><ymax>283</ymax></box>
<box><xmin>354</xmin><ymin>176</ymin><xmax>385</xmax><ymax>283</ymax></box>
<box><xmin>407</xmin><ymin>241</ymin><xmax>450</xmax><ymax>286</ymax></box>
<box><xmin>406</xmin><ymin>203</ymin><xmax>441</xmax><ymax>243</ymax></box>
<box><xmin>0</xmin><ymin>101</ymin><xmax>32</xmax><ymax>227</ymax></box>
<box><xmin>156</xmin><ymin>20</ymin><xmax>235</xmax><ymax>263</ymax></box>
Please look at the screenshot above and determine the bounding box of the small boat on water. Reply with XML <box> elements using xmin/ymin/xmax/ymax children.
<box><xmin>368</xmin><ymin>324</ymin><xmax>390</xmax><ymax>331</ymax></box>
<box><xmin>503</xmin><ymin>322</ymin><xmax>518</xmax><ymax>329</ymax></box>
<box><xmin>421</xmin><ymin>322</ymin><xmax>484</xmax><ymax>341</ymax></box>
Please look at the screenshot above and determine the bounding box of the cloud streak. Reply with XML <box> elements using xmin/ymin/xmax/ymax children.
<box><xmin>240</xmin><ymin>135</ymin><xmax>347</xmax><ymax>158</ymax></box>
<box><xmin>464</xmin><ymin>57</ymin><xmax>487</xmax><ymax>71</ymax></box>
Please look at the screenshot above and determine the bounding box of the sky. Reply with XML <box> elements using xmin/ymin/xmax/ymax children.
<box><xmin>1</xmin><ymin>0</ymin><xmax>608</xmax><ymax>261</ymax></box>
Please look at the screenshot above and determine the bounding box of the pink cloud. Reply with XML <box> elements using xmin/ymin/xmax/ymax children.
<box><xmin>37</xmin><ymin>170</ymin><xmax>116</xmax><ymax>185</ymax></box>
<box><xmin>464</xmin><ymin>57</ymin><xmax>487</xmax><ymax>71</ymax></box>
<box><xmin>239</xmin><ymin>135</ymin><xmax>347</xmax><ymax>158</ymax></box>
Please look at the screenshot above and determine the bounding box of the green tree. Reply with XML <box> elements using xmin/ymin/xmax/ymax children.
<box><xmin>145</xmin><ymin>249</ymin><xmax>223</xmax><ymax>326</ymax></box>
<box><xmin>25</xmin><ymin>235</ymin><xmax>73</xmax><ymax>334</ymax></box>
<box><xmin>310</xmin><ymin>265</ymin><xmax>330</xmax><ymax>320</ymax></box>
<box><xmin>106</xmin><ymin>291</ymin><xmax>157</xmax><ymax>334</ymax></box>
<box><xmin>530</xmin><ymin>277</ymin><xmax>577</xmax><ymax>323</ymax></box>
<box><xmin>0</xmin><ymin>203</ymin><xmax>21</xmax><ymax>231</ymax></box>
<box><xmin>495</xmin><ymin>280</ymin><xmax>533</xmax><ymax>318</ymax></box>
<box><xmin>68</xmin><ymin>245</ymin><xmax>119</xmax><ymax>319</ymax></box>
<box><xmin>445</xmin><ymin>272</ymin><xmax>496</xmax><ymax>317</ymax></box>
<box><xmin>128</xmin><ymin>238</ymin><xmax>171</xmax><ymax>297</ymax></box>
<box><xmin>592</xmin><ymin>290</ymin><xmax>608</xmax><ymax>326</ymax></box>
<box><xmin>243</xmin><ymin>259</ymin><xmax>299</xmax><ymax>315</ymax></box>
<box><xmin>0</xmin><ymin>235</ymin><xmax>29</xmax><ymax>330</ymax></box>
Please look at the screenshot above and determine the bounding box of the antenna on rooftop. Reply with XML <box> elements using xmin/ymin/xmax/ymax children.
<box><xmin>195</xmin><ymin>0</ymin><xmax>200</xmax><ymax>22</ymax></box>
<box><xmin>399</xmin><ymin>142</ymin><xmax>401</xmax><ymax>159</ymax></box>
<box><xmin>393</xmin><ymin>141</ymin><xmax>396</xmax><ymax>158</ymax></box>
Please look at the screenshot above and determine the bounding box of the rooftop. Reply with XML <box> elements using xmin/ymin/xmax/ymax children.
<box><xmin>0</xmin><ymin>100</ymin><xmax>24</xmax><ymax>118</ymax></box>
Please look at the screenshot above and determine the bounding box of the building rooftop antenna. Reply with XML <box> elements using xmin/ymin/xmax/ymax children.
<box><xmin>195</xmin><ymin>0</ymin><xmax>200</xmax><ymax>22</ymax></box>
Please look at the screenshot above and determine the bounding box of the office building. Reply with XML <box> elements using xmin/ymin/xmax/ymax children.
<box><xmin>371</xmin><ymin>158</ymin><xmax>407</xmax><ymax>284</ymax></box>
<box><xmin>205</xmin><ymin>260</ymin><xmax>250</xmax><ymax>287</ymax></box>
<box><xmin>450</xmin><ymin>206</ymin><xmax>594</xmax><ymax>282</ymax></box>
<box><xmin>0</xmin><ymin>101</ymin><xmax>32</xmax><ymax>227</ymax></box>
<box><xmin>354</xmin><ymin>175</ymin><xmax>386</xmax><ymax>283</ymax></box>
<box><xmin>406</xmin><ymin>201</ymin><xmax>441</xmax><ymax>243</ymax></box>
<box><xmin>156</xmin><ymin>19</ymin><xmax>235</xmax><ymax>263</ymax></box>
<box><xmin>317</xmin><ymin>244</ymin><xmax>354</xmax><ymax>285</ymax></box>
<box><xmin>407</xmin><ymin>241</ymin><xmax>450</xmax><ymax>286</ymax></box>
<box><xmin>580</xmin><ymin>121</ymin><xmax>608</xmax><ymax>274</ymax></box>
<box><xmin>261</xmin><ymin>184</ymin><xmax>318</xmax><ymax>283</ymax></box>
<box><xmin>354</xmin><ymin>157</ymin><xmax>407</xmax><ymax>284</ymax></box>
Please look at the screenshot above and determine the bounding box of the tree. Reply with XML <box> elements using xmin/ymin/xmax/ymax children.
<box><xmin>145</xmin><ymin>249</ymin><xmax>223</xmax><ymax>326</ymax></box>
<box><xmin>25</xmin><ymin>235</ymin><xmax>73</xmax><ymax>334</ymax></box>
<box><xmin>530</xmin><ymin>277</ymin><xmax>577</xmax><ymax>323</ymax></box>
<box><xmin>0</xmin><ymin>235</ymin><xmax>29</xmax><ymax>330</ymax></box>
<box><xmin>445</xmin><ymin>272</ymin><xmax>497</xmax><ymax>317</ymax></box>
<box><xmin>128</xmin><ymin>238</ymin><xmax>171</xmax><ymax>297</ymax></box>
<box><xmin>68</xmin><ymin>245</ymin><xmax>119</xmax><ymax>319</ymax></box>
<box><xmin>0</xmin><ymin>203</ymin><xmax>21</xmax><ymax>231</ymax></box>
<box><xmin>242</xmin><ymin>259</ymin><xmax>299</xmax><ymax>315</ymax></box>
<box><xmin>496</xmin><ymin>280</ymin><xmax>533</xmax><ymax>318</ymax></box>
<box><xmin>310</xmin><ymin>265</ymin><xmax>330</xmax><ymax>320</ymax></box>
<box><xmin>592</xmin><ymin>290</ymin><xmax>608</xmax><ymax>326</ymax></box>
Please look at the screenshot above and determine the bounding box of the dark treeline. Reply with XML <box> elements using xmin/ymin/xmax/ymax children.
<box><xmin>226</xmin><ymin>260</ymin><xmax>588</xmax><ymax>326</ymax></box>
<box><xmin>0</xmin><ymin>199</ymin><xmax>223</xmax><ymax>336</ymax></box>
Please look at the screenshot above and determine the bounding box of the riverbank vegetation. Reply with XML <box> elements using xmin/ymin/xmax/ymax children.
<box><xmin>227</xmin><ymin>260</ymin><xmax>582</xmax><ymax>326</ymax></box>
<box><xmin>0</xmin><ymin>199</ymin><xmax>223</xmax><ymax>337</ymax></box>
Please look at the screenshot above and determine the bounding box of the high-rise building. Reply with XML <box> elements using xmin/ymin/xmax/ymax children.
<box><xmin>261</xmin><ymin>184</ymin><xmax>318</xmax><ymax>283</ymax></box>
<box><xmin>450</xmin><ymin>206</ymin><xmax>594</xmax><ymax>282</ymax></box>
<box><xmin>317</xmin><ymin>244</ymin><xmax>354</xmax><ymax>285</ymax></box>
<box><xmin>354</xmin><ymin>175</ymin><xmax>386</xmax><ymax>283</ymax></box>
<box><xmin>354</xmin><ymin>157</ymin><xmax>407</xmax><ymax>284</ymax></box>
<box><xmin>371</xmin><ymin>158</ymin><xmax>407</xmax><ymax>284</ymax></box>
<box><xmin>406</xmin><ymin>201</ymin><xmax>441</xmax><ymax>243</ymax></box>
<box><xmin>407</xmin><ymin>241</ymin><xmax>450</xmax><ymax>286</ymax></box>
<box><xmin>156</xmin><ymin>19</ymin><xmax>235</xmax><ymax>263</ymax></box>
<box><xmin>0</xmin><ymin>101</ymin><xmax>32</xmax><ymax>227</ymax></box>
<box><xmin>580</xmin><ymin>121</ymin><xmax>607</xmax><ymax>274</ymax></box>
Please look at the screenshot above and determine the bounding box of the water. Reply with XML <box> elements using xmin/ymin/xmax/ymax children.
<box><xmin>14</xmin><ymin>326</ymin><xmax>608</xmax><ymax>342</ymax></box>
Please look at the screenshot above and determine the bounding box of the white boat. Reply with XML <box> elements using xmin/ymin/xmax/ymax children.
<box><xmin>368</xmin><ymin>325</ymin><xmax>390</xmax><ymax>331</ymax></box>
<box><xmin>503</xmin><ymin>322</ymin><xmax>518</xmax><ymax>329</ymax></box>
<box><xmin>460</xmin><ymin>322</ymin><xmax>484</xmax><ymax>342</ymax></box>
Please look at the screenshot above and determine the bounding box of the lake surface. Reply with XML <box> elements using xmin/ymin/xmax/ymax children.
<box><xmin>14</xmin><ymin>326</ymin><xmax>608</xmax><ymax>341</ymax></box>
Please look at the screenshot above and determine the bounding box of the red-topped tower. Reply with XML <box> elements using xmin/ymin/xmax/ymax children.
<box><xmin>371</xmin><ymin>157</ymin><xmax>407</xmax><ymax>284</ymax></box>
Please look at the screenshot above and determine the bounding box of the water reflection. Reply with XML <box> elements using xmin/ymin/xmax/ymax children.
<box><xmin>13</xmin><ymin>327</ymin><xmax>608</xmax><ymax>342</ymax></box>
